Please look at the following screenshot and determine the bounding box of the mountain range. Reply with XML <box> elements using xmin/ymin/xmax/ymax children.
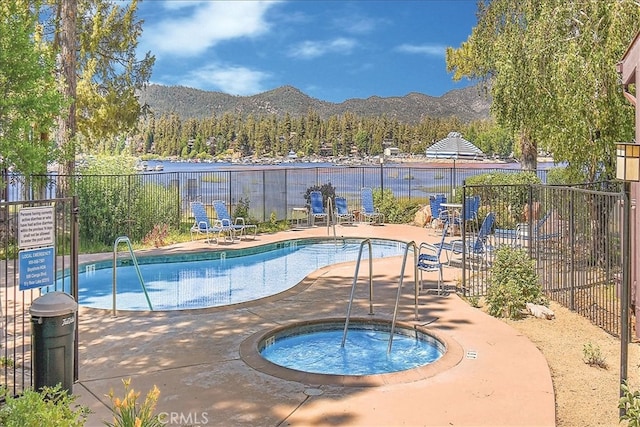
<box><xmin>137</xmin><ymin>84</ymin><xmax>492</xmax><ymax>124</ymax></box>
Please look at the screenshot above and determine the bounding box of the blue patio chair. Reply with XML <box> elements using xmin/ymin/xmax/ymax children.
<box><xmin>454</xmin><ymin>195</ymin><xmax>480</xmax><ymax>232</ymax></box>
<box><xmin>190</xmin><ymin>201</ymin><xmax>225</xmax><ymax>244</ymax></box>
<box><xmin>361</xmin><ymin>187</ymin><xmax>384</xmax><ymax>224</ymax></box>
<box><xmin>212</xmin><ymin>200</ymin><xmax>257</xmax><ymax>240</ymax></box>
<box><xmin>429</xmin><ymin>194</ymin><xmax>449</xmax><ymax>229</ymax></box>
<box><xmin>417</xmin><ymin>221</ymin><xmax>449</xmax><ymax>295</ymax></box>
<box><xmin>334</xmin><ymin>196</ymin><xmax>355</xmax><ymax>225</ymax></box>
<box><xmin>309</xmin><ymin>191</ymin><xmax>328</xmax><ymax>226</ymax></box>
<box><xmin>442</xmin><ymin>212</ymin><xmax>496</xmax><ymax>269</ymax></box>
<box><xmin>494</xmin><ymin>210</ymin><xmax>561</xmax><ymax>248</ymax></box>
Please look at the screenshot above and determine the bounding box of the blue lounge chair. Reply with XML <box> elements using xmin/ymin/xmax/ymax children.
<box><xmin>212</xmin><ymin>200</ymin><xmax>257</xmax><ymax>240</ymax></box>
<box><xmin>190</xmin><ymin>201</ymin><xmax>225</xmax><ymax>244</ymax></box>
<box><xmin>417</xmin><ymin>221</ymin><xmax>449</xmax><ymax>295</ymax></box>
<box><xmin>442</xmin><ymin>212</ymin><xmax>496</xmax><ymax>268</ymax></box>
<box><xmin>334</xmin><ymin>196</ymin><xmax>354</xmax><ymax>225</ymax></box>
<box><xmin>361</xmin><ymin>187</ymin><xmax>384</xmax><ymax>224</ymax></box>
<box><xmin>309</xmin><ymin>191</ymin><xmax>328</xmax><ymax>226</ymax></box>
<box><xmin>494</xmin><ymin>210</ymin><xmax>559</xmax><ymax>247</ymax></box>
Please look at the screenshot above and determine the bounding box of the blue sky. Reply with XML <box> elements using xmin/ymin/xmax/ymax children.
<box><xmin>137</xmin><ymin>0</ymin><xmax>479</xmax><ymax>103</ymax></box>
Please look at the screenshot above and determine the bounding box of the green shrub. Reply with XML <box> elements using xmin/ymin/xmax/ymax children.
<box><xmin>0</xmin><ymin>384</ymin><xmax>89</xmax><ymax>426</ymax></box>
<box><xmin>464</xmin><ymin>171</ymin><xmax>542</xmax><ymax>227</ymax></box>
<box><xmin>130</xmin><ymin>182</ymin><xmax>179</xmax><ymax>240</ymax></box>
<box><xmin>466</xmin><ymin>170</ymin><xmax>542</xmax><ymax>187</ymax></box>
<box><xmin>486</xmin><ymin>246</ymin><xmax>547</xmax><ymax>319</ymax></box>
<box><xmin>304</xmin><ymin>182</ymin><xmax>336</xmax><ymax>207</ymax></box>
<box><xmin>582</xmin><ymin>342</ymin><xmax>607</xmax><ymax>369</ymax></box>
<box><xmin>373</xmin><ymin>188</ymin><xmax>421</xmax><ymax>224</ymax></box>
<box><xmin>620</xmin><ymin>381</ymin><xmax>640</xmax><ymax>426</ymax></box>
<box><xmin>546</xmin><ymin>166</ymin><xmax>587</xmax><ymax>185</ymax></box>
<box><xmin>233</xmin><ymin>197</ymin><xmax>251</xmax><ymax>221</ymax></box>
<box><xmin>0</xmin><ymin>356</ymin><xmax>16</xmax><ymax>368</ymax></box>
<box><xmin>618</xmin><ymin>381</ymin><xmax>640</xmax><ymax>427</ymax></box>
<box><xmin>76</xmin><ymin>156</ymin><xmax>179</xmax><ymax>248</ymax></box>
<box><xmin>76</xmin><ymin>157</ymin><xmax>137</xmax><ymax>247</ymax></box>
<box><xmin>466</xmin><ymin>295</ymin><xmax>481</xmax><ymax>308</ymax></box>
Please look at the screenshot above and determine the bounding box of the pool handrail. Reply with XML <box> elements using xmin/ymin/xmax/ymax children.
<box><xmin>112</xmin><ymin>236</ymin><xmax>153</xmax><ymax>316</ymax></box>
<box><xmin>341</xmin><ymin>239</ymin><xmax>420</xmax><ymax>353</ymax></box>
<box><xmin>341</xmin><ymin>238</ymin><xmax>374</xmax><ymax>347</ymax></box>
<box><xmin>387</xmin><ymin>241</ymin><xmax>419</xmax><ymax>354</ymax></box>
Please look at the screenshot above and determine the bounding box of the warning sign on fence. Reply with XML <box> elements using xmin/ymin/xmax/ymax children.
<box><xmin>18</xmin><ymin>206</ymin><xmax>54</xmax><ymax>249</ymax></box>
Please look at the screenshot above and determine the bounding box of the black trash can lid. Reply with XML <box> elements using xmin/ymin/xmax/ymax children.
<box><xmin>30</xmin><ymin>292</ymin><xmax>77</xmax><ymax>317</ymax></box>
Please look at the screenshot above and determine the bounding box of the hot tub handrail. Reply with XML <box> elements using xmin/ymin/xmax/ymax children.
<box><xmin>112</xmin><ymin>236</ymin><xmax>153</xmax><ymax>316</ymax></box>
<box><xmin>388</xmin><ymin>241</ymin><xmax>419</xmax><ymax>354</ymax></box>
<box><xmin>341</xmin><ymin>238</ymin><xmax>374</xmax><ymax>347</ymax></box>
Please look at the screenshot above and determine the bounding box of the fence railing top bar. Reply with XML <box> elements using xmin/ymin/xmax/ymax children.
<box><xmin>1</xmin><ymin>197</ymin><xmax>75</xmax><ymax>207</ymax></box>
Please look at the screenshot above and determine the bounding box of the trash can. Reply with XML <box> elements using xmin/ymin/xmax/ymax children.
<box><xmin>30</xmin><ymin>291</ymin><xmax>77</xmax><ymax>393</ymax></box>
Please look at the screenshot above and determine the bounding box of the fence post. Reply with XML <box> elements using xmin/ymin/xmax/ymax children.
<box><xmin>461</xmin><ymin>181</ymin><xmax>466</xmax><ymax>295</ymax></box>
<box><xmin>569</xmin><ymin>190</ymin><xmax>575</xmax><ymax>311</ymax></box>
<box><xmin>620</xmin><ymin>183</ymin><xmax>631</xmax><ymax>415</ymax></box>
<box><xmin>227</xmin><ymin>171</ymin><xmax>232</xmax><ymax>210</ymax></box>
<box><xmin>527</xmin><ymin>185</ymin><xmax>534</xmax><ymax>258</ymax></box>
<box><xmin>263</xmin><ymin>170</ymin><xmax>267</xmax><ymax>222</ymax></box>
<box><xmin>71</xmin><ymin>195</ymin><xmax>79</xmax><ymax>382</ymax></box>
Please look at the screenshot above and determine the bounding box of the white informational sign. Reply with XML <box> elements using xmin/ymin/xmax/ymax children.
<box><xmin>19</xmin><ymin>247</ymin><xmax>55</xmax><ymax>290</ymax></box>
<box><xmin>18</xmin><ymin>206</ymin><xmax>55</xmax><ymax>249</ymax></box>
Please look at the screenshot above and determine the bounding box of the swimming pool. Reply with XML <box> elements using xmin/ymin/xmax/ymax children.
<box><xmin>70</xmin><ymin>238</ymin><xmax>405</xmax><ymax>311</ymax></box>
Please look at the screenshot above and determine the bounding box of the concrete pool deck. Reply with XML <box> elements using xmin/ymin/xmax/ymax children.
<box><xmin>74</xmin><ymin>223</ymin><xmax>556</xmax><ymax>426</ymax></box>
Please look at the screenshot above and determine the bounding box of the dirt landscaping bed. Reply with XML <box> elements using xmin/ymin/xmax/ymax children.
<box><xmin>502</xmin><ymin>301</ymin><xmax>640</xmax><ymax>426</ymax></box>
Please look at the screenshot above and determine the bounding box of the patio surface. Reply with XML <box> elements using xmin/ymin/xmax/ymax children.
<box><xmin>73</xmin><ymin>223</ymin><xmax>555</xmax><ymax>426</ymax></box>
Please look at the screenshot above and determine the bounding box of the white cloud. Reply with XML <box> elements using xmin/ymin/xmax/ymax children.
<box><xmin>161</xmin><ymin>1</ymin><xmax>205</xmax><ymax>11</ymax></box>
<box><xmin>143</xmin><ymin>1</ymin><xmax>280</xmax><ymax>57</ymax></box>
<box><xmin>332</xmin><ymin>13</ymin><xmax>387</xmax><ymax>35</ymax></box>
<box><xmin>178</xmin><ymin>64</ymin><xmax>271</xmax><ymax>96</ymax></box>
<box><xmin>288</xmin><ymin>37</ymin><xmax>357</xmax><ymax>59</ymax></box>
<box><xmin>396</xmin><ymin>44</ymin><xmax>446</xmax><ymax>56</ymax></box>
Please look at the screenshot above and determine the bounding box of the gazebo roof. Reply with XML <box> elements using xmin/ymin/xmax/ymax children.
<box><xmin>426</xmin><ymin>132</ymin><xmax>485</xmax><ymax>159</ymax></box>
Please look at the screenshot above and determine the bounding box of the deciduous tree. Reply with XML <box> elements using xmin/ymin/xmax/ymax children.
<box><xmin>446</xmin><ymin>0</ymin><xmax>639</xmax><ymax>180</ymax></box>
<box><xmin>0</xmin><ymin>1</ymin><xmax>64</xmax><ymax>178</ymax></box>
<box><xmin>43</xmin><ymin>0</ymin><xmax>154</xmax><ymax>177</ymax></box>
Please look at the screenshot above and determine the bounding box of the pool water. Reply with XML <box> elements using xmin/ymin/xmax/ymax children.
<box><xmin>71</xmin><ymin>239</ymin><xmax>404</xmax><ymax>311</ymax></box>
<box><xmin>260</xmin><ymin>324</ymin><xmax>444</xmax><ymax>375</ymax></box>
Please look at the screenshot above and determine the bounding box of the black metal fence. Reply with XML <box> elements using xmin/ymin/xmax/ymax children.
<box><xmin>0</xmin><ymin>168</ymin><xmax>628</xmax><ymax>397</ymax></box>
<box><xmin>0</xmin><ymin>197</ymin><xmax>78</xmax><ymax>396</ymax></box>
<box><xmin>458</xmin><ymin>183</ymin><xmax>625</xmax><ymax>336</ymax></box>
<box><xmin>3</xmin><ymin>166</ymin><xmax>548</xmax><ymax>243</ymax></box>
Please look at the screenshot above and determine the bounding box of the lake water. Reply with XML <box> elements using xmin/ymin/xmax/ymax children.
<box><xmin>142</xmin><ymin>158</ymin><xmax>560</xmax><ymax>173</ymax></box>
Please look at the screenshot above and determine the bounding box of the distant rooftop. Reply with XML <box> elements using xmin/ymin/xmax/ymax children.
<box><xmin>426</xmin><ymin>132</ymin><xmax>485</xmax><ymax>160</ymax></box>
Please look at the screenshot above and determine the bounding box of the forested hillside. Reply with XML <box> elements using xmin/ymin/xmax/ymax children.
<box><xmin>138</xmin><ymin>84</ymin><xmax>491</xmax><ymax>123</ymax></box>
<box><xmin>124</xmin><ymin>84</ymin><xmax>499</xmax><ymax>160</ymax></box>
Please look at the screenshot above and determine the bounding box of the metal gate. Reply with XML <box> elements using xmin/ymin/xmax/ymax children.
<box><xmin>460</xmin><ymin>184</ymin><xmax>626</xmax><ymax>336</ymax></box>
<box><xmin>0</xmin><ymin>197</ymin><xmax>78</xmax><ymax>396</ymax></box>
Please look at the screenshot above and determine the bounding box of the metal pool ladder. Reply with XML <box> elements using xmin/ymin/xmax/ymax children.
<box><xmin>112</xmin><ymin>236</ymin><xmax>153</xmax><ymax>316</ymax></box>
<box><xmin>341</xmin><ymin>239</ymin><xmax>419</xmax><ymax>354</ymax></box>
